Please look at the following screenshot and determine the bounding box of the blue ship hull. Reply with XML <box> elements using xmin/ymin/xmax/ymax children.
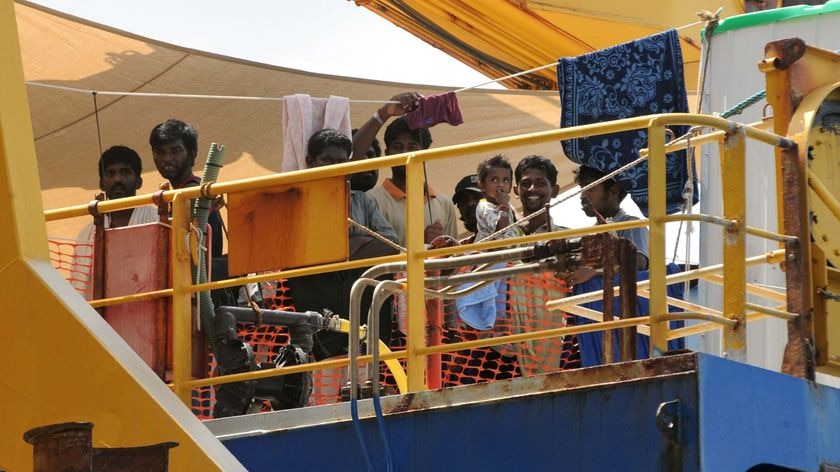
<box><xmin>212</xmin><ymin>353</ymin><xmax>840</xmax><ymax>471</ymax></box>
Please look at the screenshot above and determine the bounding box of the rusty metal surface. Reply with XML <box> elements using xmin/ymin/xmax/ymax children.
<box><xmin>91</xmin><ymin>442</ymin><xmax>178</xmax><ymax>472</ymax></box>
<box><xmin>23</xmin><ymin>422</ymin><xmax>93</xmax><ymax>472</ymax></box>
<box><xmin>602</xmin><ymin>234</ymin><xmax>615</xmax><ymax>364</ymax></box>
<box><xmin>765</xmin><ymin>38</ymin><xmax>806</xmax><ymax>71</ymax></box>
<box><xmin>207</xmin><ymin>353</ymin><xmax>700</xmax><ymax>441</ymax></box>
<box><xmin>781</xmin><ymin>142</ymin><xmax>816</xmax><ymax>379</ymax></box>
<box><xmin>619</xmin><ymin>239</ymin><xmax>639</xmax><ymax>362</ymax></box>
<box><xmin>23</xmin><ymin>422</ymin><xmax>178</xmax><ymax>472</ymax></box>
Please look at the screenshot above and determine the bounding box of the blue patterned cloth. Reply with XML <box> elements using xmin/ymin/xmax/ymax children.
<box><xmin>558</xmin><ymin>29</ymin><xmax>698</xmax><ymax>216</ymax></box>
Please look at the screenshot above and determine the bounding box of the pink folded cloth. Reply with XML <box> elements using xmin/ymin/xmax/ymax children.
<box><xmin>406</xmin><ymin>91</ymin><xmax>463</xmax><ymax>129</ymax></box>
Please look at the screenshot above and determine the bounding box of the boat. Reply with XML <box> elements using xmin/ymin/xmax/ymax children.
<box><xmin>2</xmin><ymin>1</ymin><xmax>840</xmax><ymax>470</ymax></box>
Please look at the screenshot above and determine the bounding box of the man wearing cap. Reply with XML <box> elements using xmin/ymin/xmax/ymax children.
<box><xmin>452</xmin><ymin>174</ymin><xmax>482</xmax><ymax>244</ymax></box>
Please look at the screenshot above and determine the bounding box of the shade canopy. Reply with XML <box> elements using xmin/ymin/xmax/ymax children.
<box><xmin>16</xmin><ymin>1</ymin><xmax>569</xmax><ymax>238</ymax></box>
<box><xmin>355</xmin><ymin>0</ymin><xmax>746</xmax><ymax>90</ymax></box>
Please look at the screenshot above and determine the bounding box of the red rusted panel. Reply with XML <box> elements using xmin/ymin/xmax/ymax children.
<box><xmin>102</xmin><ymin>223</ymin><xmax>169</xmax><ymax>378</ymax></box>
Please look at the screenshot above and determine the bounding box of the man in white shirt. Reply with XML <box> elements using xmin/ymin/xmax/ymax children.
<box><xmin>73</xmin><ymin>146</ymin><xmax>158</xmax><ymax>297</ymax></box>
<box><xmin>77</xmin><ymin>146</ymin><xmax>158</xmax><ymax>241</ymax></box>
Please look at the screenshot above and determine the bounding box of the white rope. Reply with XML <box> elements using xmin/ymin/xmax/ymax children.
<box><xmin>453</xmin><ymin>62</ymin><xmax>558</xmax><ymax>93</ymax></box>
<box><xmin>25</xmin><ymin>81</ymin><xmax>400</xmax><ymax>104</ymax></box>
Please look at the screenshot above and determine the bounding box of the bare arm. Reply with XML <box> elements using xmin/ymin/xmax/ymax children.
<box><xmin>351</xmin><ymin>92</ymin><xmax>422</xmax><ymax>160</ymax></box>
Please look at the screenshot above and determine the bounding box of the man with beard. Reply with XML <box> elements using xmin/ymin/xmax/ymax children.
<box><xmin>348</xmin><ymin>128</ymin><xmax>381</xmax><ymax>192</ymax></box>
<box><xmin>353</xmin><ymin>92</ymin><xmax>458</xmax><ymax>247</ymax></box>
<box><xmin>513</xmin><ymin>155</ymin><xmax>562</xmax><ymax>235</ymax></box>
<box><xmin>149</xmin><ymin>119</ymin><xmax>224</xmax><ymax>257</ymax></box>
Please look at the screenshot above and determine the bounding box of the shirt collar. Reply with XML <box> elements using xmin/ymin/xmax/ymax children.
<box><xmin>382</xmin><ymin>178</ymin><xmax>437</xmax><ymax>200</ymax></box>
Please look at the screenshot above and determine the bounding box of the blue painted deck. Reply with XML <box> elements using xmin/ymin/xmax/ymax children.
<box><xmin>211</xmin><ymin>353</ymin><xmax>840</xmax><ymax>471</ymax></box>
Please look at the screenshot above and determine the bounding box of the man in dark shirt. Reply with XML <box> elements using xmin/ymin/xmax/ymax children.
<box><xmin>149</xmin><ymin>118</ymin><xmax>224</xmax><ymax>258</ymax></box>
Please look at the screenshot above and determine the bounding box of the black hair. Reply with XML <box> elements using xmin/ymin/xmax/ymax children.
<box><xmin>574</xmin><ymin>165</ymin><xmax>628</xmax><ymax>201</ymax></box>
<box><xmin>383</xmin><ymin>116</ymin><xmax>432</xmax><ymax>150</ymax></box>
<box><xmin>514</xmin><ymin>155</ymin><xmax>558</xmax><ymax>186</ymax></box>
<box><xmin>149</xmin><ymin>119</ymin><xmax>198</xmax><ymax>156</ymax></box>
<box><xmin>98</xmin><ymin>145</ymin><xmax>142</xmax><ymax>180</ymax></box>
<box><xmin>351</xmin><ymin>128</ymin><xmax>381</xmax><ymax>157</ymax></box>
<box><xmin>307</xmin><ymin>128</ymin><xmax>352</xmax><ymax>158</ymax></box>
<box><xmin>476</xmin><ymin>154</ymin><xmax>512</xmax><ymax>183</ymax></box>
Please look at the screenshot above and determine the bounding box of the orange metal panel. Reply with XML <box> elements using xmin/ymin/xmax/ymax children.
<box><xmin>227</xmin><ymin>175</ymin><xmax>349</xmax><ymax>274</ymax></box>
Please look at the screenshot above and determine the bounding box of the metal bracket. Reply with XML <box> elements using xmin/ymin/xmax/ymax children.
<box><xmin>656</xmin><ymin>399</ymin><xmax>682</xmax><ymax>444</ymax></box>
<box><xmin>818</xmin><ymin>287</ymin><xmax>840</xmax><ymax>302</ymax></box>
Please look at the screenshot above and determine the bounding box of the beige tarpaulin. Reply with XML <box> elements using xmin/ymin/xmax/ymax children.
<box><xmin>17</xmin><ymin>1</ymin><xmax>573</xmax><ymax>238</ymax></box>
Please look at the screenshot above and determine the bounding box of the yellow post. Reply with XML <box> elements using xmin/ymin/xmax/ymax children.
<box><xmin>0</xmin><ymin>2</ymin><xmax>243</xmax><ymax>469</ymax></box>
<box><xmin>404</xmin><ymin>155</ymin><xmax>428</xmax><ymax>391</ymax></box>
<box><xmin>722</xmin><ymin>126</ymin><xmax>747</xmax><ymax>361</ymax></box>
<box><xmin>647</xmin><ymin>123</ymin><xmax>668</xmax><ymax>356</ymax></box>
<box><xmin>171</xmin><ymin>194</ymin><xmax>194</xmax><ymax>405</ymax></box>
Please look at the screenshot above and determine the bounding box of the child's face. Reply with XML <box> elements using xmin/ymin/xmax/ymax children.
<box><xmin>479</xmin><ymin>166</ymin><xmax>512</xmax><ymax>204</ymax></box>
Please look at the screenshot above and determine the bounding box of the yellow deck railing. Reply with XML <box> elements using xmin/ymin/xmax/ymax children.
<box><xmin>45</xmin><ymin>112</ymin><xmax>801</xmax><ymax>406</ymax></box>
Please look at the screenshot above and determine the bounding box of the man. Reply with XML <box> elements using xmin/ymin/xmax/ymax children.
<box><xmin>574</xmin><ymin>164</ymin><xmax>648</xmax><ymax>273</ymax></box>
<box><xmin>451</xmin><ymin>174</ymin><xmax>482</xmax><ymax>243</ymax></box>
<box><xmin>289</xmin><ymin>128</ymin><xmax>398</xmax><ymax>360</ymax></box>
<box><xmin>349</xmin><ymin>128</ymin><xmax>381</xmax><ymax>192</ymax></box>
<box><xmin>304</xmin><ymin>128</ymin><xmax>398</xmax><ymax>245</ymax></box>
<box><xmin>508</xmin><ymin>155</ymin><xmax>570</xmax><ymax>374</ymax></box>
<box><xmin>149</xmin><ymin>118</ymin><xmax>224</xmax><ymax>257</ymax></box>
<box><xmin>75</xmin><ymin>146</ymin><xmax>158</xmax><ymax>299</ymax></box>
<box><xmin>568</xmin><ymin>165</ymin><xmax>684</xmax><ymax>367</ymax></box>
<box><xmin>77</xmin><ymin>145</ymin><xmax>158</xmax><ymax>242</ymax></box>
<box><xmin>353</xmin><ymin>93</ymin><xmax>459</xmax><ymax>246</ymax></box>
<box><xmin>513</xmin><ymin>155</ymin><xmax>561</xmax><ymax>234</ymax></box>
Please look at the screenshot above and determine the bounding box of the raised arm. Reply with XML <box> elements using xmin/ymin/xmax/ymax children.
<box><xmin>351</xmin><ymin>92</ymin><xmax>422</xmax><ymax>160</ymax></box>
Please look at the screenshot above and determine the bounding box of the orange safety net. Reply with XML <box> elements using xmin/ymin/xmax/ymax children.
<box><xmin>48</xmin><ymin>238</ymin><xmax>93</xmax><ymax>299</ymax></box>
<box><xmin>47</xmin><ymin>240</ymin><xmax>580</xmax><ymax>419</ymax></box>
<box><xmin>383</xmin><ymin>272</ymin><xmax>578</xmax><ymax>391</ymax></box>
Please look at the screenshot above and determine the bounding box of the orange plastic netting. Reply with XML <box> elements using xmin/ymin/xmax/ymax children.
<box><xmin>48</xmin><ymin>238</ymin><xmax>94</xmax><ymax>300</ymax></box>
<box><xmin>48</xmin><ymin>238</ymin><xmax>579</xmax><ymax>420</ymax></box>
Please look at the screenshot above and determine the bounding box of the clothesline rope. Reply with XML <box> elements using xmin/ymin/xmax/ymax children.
<box><xmin>25</xmin><ymin>81</ymin><xmax>401</xmax><ymax>104</ymax></box>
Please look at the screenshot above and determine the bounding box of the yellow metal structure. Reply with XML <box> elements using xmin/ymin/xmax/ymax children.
<box><xmin>766</xmin><ymin>40</ymin><xmax>840</xmax><ymax>377</ymax></box>
<box><xmin>0</xmin><ymin>2</ymin><xmax>244</xmax><ymax>470</ymax></box>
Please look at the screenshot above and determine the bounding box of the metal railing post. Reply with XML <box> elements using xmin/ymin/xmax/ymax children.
<box><xmin>722</xmin><ymin>126</ymin><xmax>747</xmax><ymax>361</ymax></box>
<box><xmin>405</xmin><ymin>155</ymin><xmax>428</xmax><ymax>391</ymax></box>
<box><xmin>647</xmin><ymin>122</ymin><xmax>669</xmax><ymax>356</ymax></box>
<box><xmin>171</xmin><ymin>194</ymin><xmax>193</xmax><ymax>405</ymax></box>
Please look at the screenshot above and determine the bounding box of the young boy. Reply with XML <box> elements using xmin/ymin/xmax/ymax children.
<box><xmin>474</xmin><ymin>154</ymin><xmax>524</xmax><ymax>242</ymax></box>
